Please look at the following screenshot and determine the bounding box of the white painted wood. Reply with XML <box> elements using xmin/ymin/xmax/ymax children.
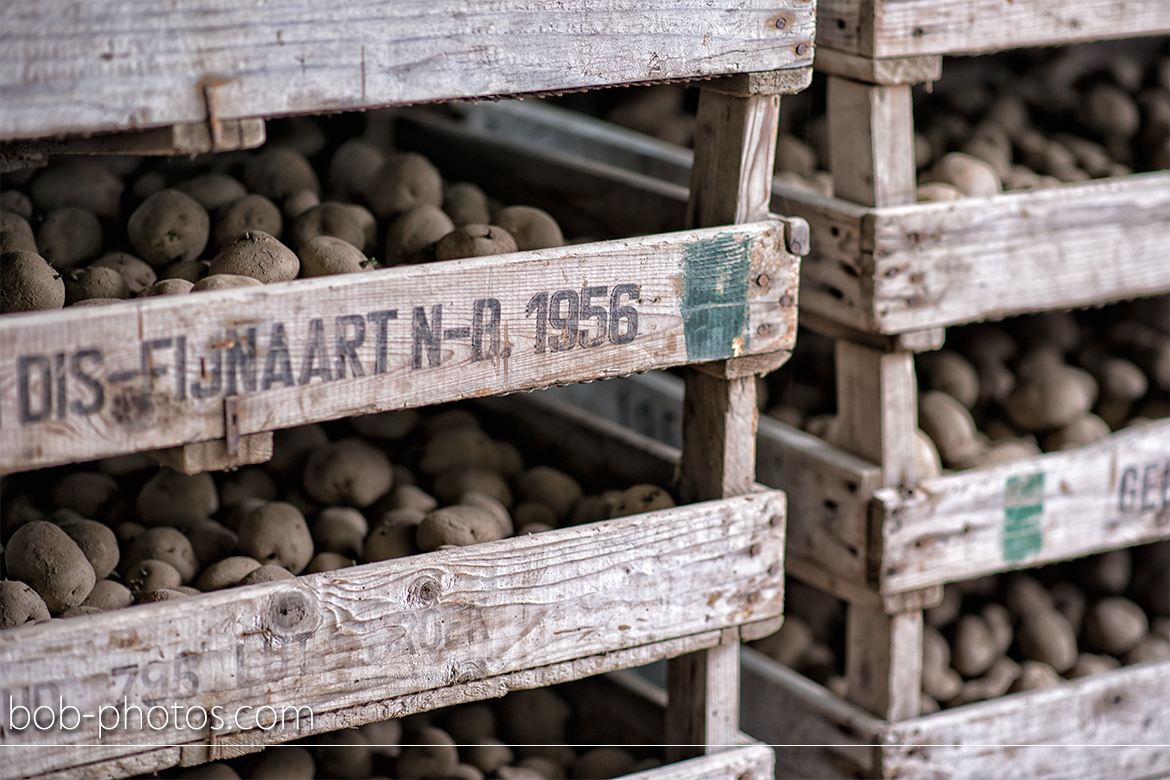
<box><xmin>817</xmin><ymin>0</ymin><xmax>1170</xmax><ymax>58</ymax></box>
<box><xmin>0</xmin><ymin>491</ymin><xmax>786</xmax><ymax>778</ymax></box>
<box><xmin>0</xmin><ymin>0</ymin><xmax>815</xmax><ymax>140</ymax></box>
<box><xmin>874</xmin><ymin>418</ymin><xmax>1170</xmax><ymax>595</ymax></box>
<box><xmin>0</xmin><ymin>222</ymin><xmax>799</xmax><ymax>473</ymax></box>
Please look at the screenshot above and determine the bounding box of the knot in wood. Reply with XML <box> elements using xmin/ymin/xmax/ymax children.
<box><xmin>268</xmin><ymin>591</ymin><xmax>314</xmax><ymax>634</ymax></box>
<box><xmin>407</xmin><ymin>576</ymin><xmax>440</xmax><ymax>608</ymax></box>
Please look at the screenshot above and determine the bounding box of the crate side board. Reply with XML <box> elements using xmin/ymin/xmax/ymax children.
<box><xmin>0</xmin><ymin>0</ymin><xmax>815</xmax><ymax>140</ymax></box>
<box><xmin>874</xmin><ymin>419</ymin><xmax>1170</xmax><ymax>594</ymax></box>
<box><xmin>0</xmin><ymin>222</ymin><xmax>799</xmax><ymax>472</ymax></box>
<box><xmin>815</xmin><ymin>0</ymin><xmax>1170</xmax><ymax>58</ymax></box>
<box><xmin>0</xmin><ymin>491</ymin><xmax>786</xmax><ymax>776</ymax></box>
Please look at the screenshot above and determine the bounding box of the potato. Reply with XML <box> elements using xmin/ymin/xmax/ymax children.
<box><xmin>1123</xmin><ymin>634</ymin><xmax>1170</xmax><ymax>664</ymax></box>
<box><xmin>81</xmin><ymin>579</ymin><xmax>134</xmax><ymax>611</ymax></box>
<box><xmin>922</xmin><ymin>153</ymin><xmax>1001</xmax><ymax>198</ymax></box>
<box><xmin>297</xmin><ymin>235</ymin><xmax>368</xmax><ymax>277</ymax></box>
<box><xmin>981</xmin><ymin>602</ymin><xmax>1014</xmax><ymax>655</ymax></box>
<box><xmin>214</xmin><ymin>194</ymin><xmax>283</xmax><ymax>247</ymax></box>
<box><xmin>48</xmin><ymin>471</ymin><xmax>116</xmax><ymax>519</ymax></box>
<box><xmin>176</xmin><ymin>173</ymin><xmax>249</xmax><ymax>212</ymax></box>
<box><xmin>124</xmin><ymin>558</ymin><xmax>184</xmax><ymax>593</ymax></box>
<box><xmin>209</xmin><ymin>231</ymin><xmax>299</xmax><ymax>283</ymax></box>
<box><xmin>238</xmin><ymin>502</ymin><xmax>314</xmax><ymax>574</ymax></box>
<box><xmin>433</xmin><ymin>467</ymin><xmax>513</xmax><ymax>508</ymax></box>
<box><xmin>459</xmin><ymin>491</ymin><xmax>514</xmax><ymax>538</ymax></box>
<box><xmin>269</xmin><ymin>423</ymin><xmax>329</xmax><ymax>474</ymax></box>
<box><xmin>396</xmin><ymin>727</ymin><xmax>459</xmax><ymax>779</ymax></box>
<box><xmin>949</xmin><ymin>656</ymin><xmax>1020</xmax><ymax>707</ymax></box>
<box><xmin>1077</xmin><ymin>548</ymin><xmax>1132</xmax><ymax>596</ymax></box>
<box><xmin>463</xmin><ymin>738</ymin><xmax>514</xmax><ymax>774</ymax></box>
<box><xmin>514</xmin><ymin>501</ymin><xmax>558</xmax><ymax>531</ymax></box>
<box><xmin>195</xmin><ymin>556</ymin><xmax>263</xmax><ymax>591</ymax></box>
<box><xmin>0</xmin><ymin>250</ymin><xmax>65</xmax><ymax>313</ymax></box>
<box><xmin>288</xmin><ymin>202</ymin><xmax>373</xmax><ymax>252</ymax></box>
<box><xmin>1</xmin><ymin>211</ymin><xmax>37</xmax><ymax>253</ymax></box>
<box><xmin>283</xmin><ymin>189</ymin><xmax>320</xmax><ymax>220</ymax></box>
<box><xmin>1</xmin><ymin>192</ymin><xmax>33</xmax><ymax>221</ymax></box>
<box><xmin>303</xmin><ymin>438</ymin><xmax>393</xmax><ymax>507</ymax></box>
<box><xmin>1004</xmin><ymin>365</ymin><xmax>1097</xmax><ymax>431</ymax></box>
<box><xmin>244</xmin><ymin>147</ymin><xmax>321</xmax><ymax>202</ymax></box>
<box><xmin>123</xmin><ymin>527</ymin><xmax>199</xmax><ymax>584</ymax></box>
<box><xmin>363</xmin><ymin>513</ymin><xmax>422</xmax><ymax>562</ymax></box>
<box><xmin>492</xmin><ymin>206</ymin><xmax>564</xmax><ymax>251</ymax></box>
<box><xmin>385</xmin><ymin>205</ymin><xmax>456</xmax><ymax>265</ymax></box>
<box><xmin>136</xmin><ymin>468</ymin><xmax>218</xmax><ymax>528</ymax></box>
<box><xmin>913</xmin><ymin>429</ymin><xmax>944</xmax><ymax>479</ymax></box>
<box><xmin>192</xmin><ymin>273</ymin><xmax>266</xmax><ymax>292</ymax></box>
<box><xmin>434</xmin><ymin>224</ymin><xmax>518</xmax><ymax>261</ymax></box>
<box><xmin>329</xmin><ymin>138</ymin><xmax>386</xmax><ymax>200</ymax></box>
<box><xmin>416</xmin><ymin>505</ymin><xmax>508</xmax><ymax>551</ymax></box>
<box><xmin>63</xmin><ymin>266</ymin><xmax>131</xmax><ymax>304</ymax></box>
<box><xmin>501</xmin><ymin>688</ymin><xmax>571</xmax><ymax>744</ymax></box>
<box><xmin>1041</xmin><ymin>413</ymin><xmax>1111</xmax><ymax>451</ymax></box>
<box><xmin>419</xmin><ymin>427</ymin><xmax>499</xmax><ymax>475</ymax></box>
<box><xmin>572</xmin><ymin>748</ymin><xmax>636</xmax><ymax>780</ymax></box>
<box><xmin>59</xmin><ymin>519</ymin><xmax>119</xmax><ymax>580</ymax></box>
<box><xmin>448</xmin><ymin>703</ymin><xmax>497</xmax><ymax>743</ymax></box>
<box><xmin>1007</xmin><ymin>660</ymin><xmax>1061</xmax><ymax>693</ymax></box>
<box><xmin>138</xmin><ymin>278</ymin><xmax>194</xmax><ymax>297</ymax></box>
<box><xmin>365</xmin><ymin>153</ymin><xmax>443</xmax><ymax>218</ymax></box>
<box><xmin>184</xmin><ymin>519</ymin><xmax>238</xmax><ymax>567</ymax></box>
<box><xmin>136</xmin><ymin>589</ymin><xmax>188</xmax><ymax>603</ymax></box>
<box><xmin>312</xmin><ymin>729</ymin><xmax>373</xmax><ymax>779</ymax></box>
<box><xmin>918</xmin><ymin>351</ymin><xmax>980</xmax><ymax>409</ymax></box>
<box><xmin>380</xmin><ymin>484</ymin><xmax>439</xmax><ymax>515</ymax></box>
<box><xmin>918</xmin><ymin>391</ymin><xmax>984</xmax><ymax>467</ymax></box>
<box><xmin>5</xmin><ymin>521</ymin><xmax>96</xmax><ymax>614</ymax></box>
<box><xmin>0</xmin><ymin>580</ymin><xmax>51</xmax><ymax>628</ymax></box>
<box><xmin>250</xmin><ymin>745</ymin><xmax>316</xmax><ymax>779</ymax></box>
<box><xmin>950</xmin><ymin>613</ymin><xmax>999</xmax><ymax>677</ymax></box>
<box><xmin>916</xmin><ymin>182</ymin><xmax>964</xmax><ymax>202</ymax></box>
<box><xmin>36</xmin><ymin>206</ymin><xmax>103</xmax><ymax>270</ymax></box>
<box><xmin>1079</xmin><ymin>83</ymin><xmax>1141</xmax><ymax>141</ymax></box>
<box><xmin>128</xmin><ymin>190</ymin><xmax>210</xmax><ymax>267</ymax></box>
<box><xmin>90</xmin><ymin>252</ymin><xmax>157</xmax><ymax>294</ymax></box>
<box><xmin>305</xmin><ymin>552</ymin><xmax>353</xmax><ymax>573</ymax></box>
<box><xmin>1016</xmin><ymin>607</ymin><xmax>1078</xmax><ymax>672</ymax></box>
<box><xmin>1068</xmin><ymin>652</ymin><xmax>1121</xmax><ymax>678</ymax></box>
<box><xmin>517</xmin><ymin>466</ymin><xmax>583</xmax><ymax>522</ymax></box>
<box><xmin>237</xmin><ymin>564</ymin><xmax>296</xmax><ymax>585</ymax></box>
<box><xmin>1083</xmin><ymin>597</ymin><xmax>1148</xmax><ymax>655</ymax></box>
<box><xmin>352</xmin><ymin>409</ymin><xmax>420</xmax><ymax>441</ymax></box>
<box><xmin>922</xmin><ymin>625</ymin><xmax>963</xmax><ymax>703</ymax></box>
<box><xmin>443</xmin><ymin>182</ymin><xmax>492</xmax><ymax>227</ymax></box>
<box><xmin>611</xmin><ymin>483</ymin><xmax>675</xmax><ymax>518</ymax></box>
<box><xmin>312</xmin><ymin>506</ymin><xmax>368</xmax><ymax>558</ymax></box>
<box><xmin>31</xmin><ymin>160</ymin><xmax>123</xmax><ymax>218</ymax></box>
<box><xmin>1004</xmin><ymin>573</ymin><xmax>1054</xmax><ymax>618</ymax></box>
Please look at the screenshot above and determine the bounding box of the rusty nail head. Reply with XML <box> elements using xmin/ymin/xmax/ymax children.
<box><xmin>757</xmin><ymin>324</ymin><xmax>771</xmax><ymax>336</ymax></box>
<box><xmin>749</xmin><ymin>543</ymin><xmax>762</xmax><ymax>557</ymax></box>
<box><xmin>756</xmin><ymin>273</ymin><xmax>770</xmax><ymax>286</ymax></box>
<box><xmin>796</xmin><ymin>42</ymin><xmax>809</xmax><ymax>56</ymax></box>
<box><xmin>778</xmin><ymin>294</ymin><xmax>794</xmax><ymax>307</ymax></box>
<box><xmin>775</xmin><ymin>17</ymin><xmax>787</xmax><ymax>29</ymax></box>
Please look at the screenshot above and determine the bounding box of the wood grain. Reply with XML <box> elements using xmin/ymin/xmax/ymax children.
<box><xmin>833</xmin><ymin>341</ymin><xmax>919</xmax><ymax>487</ymax></box>
<box><xmin>873</xmin><ymin>418</ymin><xmax>1170</xmax><ymax>594</ymax></box>
<box><xmin>0</xmin><ymin>491</ymin><xmax>786</xmax><ymax>776</ymax></box>
<box><xmin>0</xmin><ymin>222</ymin><xmax>799</xmax><ymax>473</ymax></box>
<box><xmin>816</xmin><ymin>0</ymin><xmax>1170</xmax><ymax>58</ymax></box>
<box><xmin>0</xmin><ymin>0</ymin><xmax>815</xmax><ymax>140</ymax></box>
<box><xmin>814</xmin><ymin>49</ymin><xmax>942</xmax><ymax>85</ymax></box>
<box><xmin>845</xmin><ymin>605</ymin><xmax>923</xmax><ymax>720</ymax></box>
<box><xmin>827</xmin><ymin>77</ymin><xmax>917</xmax><ymax>208</ymax></box>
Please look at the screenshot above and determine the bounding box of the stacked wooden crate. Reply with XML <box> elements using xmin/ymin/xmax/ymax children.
<box><xmin>0</xmin><ymin>3</ymin><xmax>817</xmax><ymax>778</ymax></box>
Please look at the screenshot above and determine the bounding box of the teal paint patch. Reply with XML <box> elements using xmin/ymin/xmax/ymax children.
<box><xmin>1003</xmin><ymin>473</ymin><xmax>1044</xmax><ymax>562</ymax></box>
<box><xmin>681</xmin><ymin>233</ymin><xmax>751</xmax><ymax>362</ymax></box>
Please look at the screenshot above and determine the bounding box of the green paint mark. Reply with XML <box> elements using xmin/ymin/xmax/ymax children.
<box><xmin>681</xmin><ymin>233</ymin><xmax>751</xmax><ymax>362</ymax></box>
<box><xmin>1003</xmin><ymin>473</ymin><xmax>1044</xmax><ymax>562</ymax></box>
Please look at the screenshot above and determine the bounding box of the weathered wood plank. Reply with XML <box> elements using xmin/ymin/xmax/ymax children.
<box><xmin>827</xmin><ymin>77</ymin><xmax>917</xmax><ymax>208</ymax></box>
<box><xmin>0</xmin><ymin>119</ymin><xmax>265</xmax><ymax>156</ymax></box>
<box><xmin>814</xmin><ymin>49</ymin><xmax>942</xmax><ymax>85</ymax></box>
<box><xmin>881</xmin><ymin>659</ymin><xmax>1170</xmax><ymax>779</ymax></box>
<box><xmin>0</xmin><ymin>222</ymin><xmax>799</xmax><ymax>473</ymax></box>
<box><xmin>866</xmin><ymin>172</ymin><xmax>1170</xmax><ymax>334</ymax></box>
<box><xmin>0</xmin><ymin>490</ymin><xmax>786</xmax><ymax>777</ymax></box>
<box><xmin>874</xmin><ymin>418</ymin><xmax>1170</xmax><ymax>595</ymax></box>
<box><xmin>627</xmin><ymin>743</ymin><xmax>775</xmax><ymax>780</ymax></box>
<box><xmin>0</xmin><ymin>0</ymin><xmax>815</xmax><ymax>140</ymax></box>
<box><xmin>817</xmin><ymin>0</ymin><xmax>1170</xmax><ymax>58</ymax></box>
<box><xmin>834</xmin><ymin>341</ymin><xmax>919</xmax><ymax>487</ymax></box>
<box><xmin>845</xmin><ymin>605</ymin><xmax>923</xmax><ymax>720</ymax></box>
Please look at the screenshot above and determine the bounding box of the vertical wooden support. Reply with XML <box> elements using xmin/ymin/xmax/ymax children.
<box><xmin>826</xmin><ymin>76</ymin><xmax>916</xmax><ymax>207</ymax></box>
<box><xmin>834</xmin><ymin>340</ymin><xmax>925</xmax><ymax>720</ymax></box>
<box><xmin>666</xmin><ymin>86</ymin><xmax>780</xmax><ymax>761</ymax></box>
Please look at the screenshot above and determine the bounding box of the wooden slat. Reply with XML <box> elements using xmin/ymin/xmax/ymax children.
<box><xmin>873</xmin><ymin>418</ymin><xmax>1170</xmax><ymax>595</ymax></box>
<box><xmin>0</xmin><ymin>120</ymin><xmax>265</xmax><ymax>157</ymax></box>
<box><xmin>827</xmin><ymin>77</ymin><xmax>917</xmax><ymax>208</ymax></box>
<box><xmin>816</xmin><ymin>0</ymin><xmax>1170</xmax><ymax>58</ymax></box>
<box><xmin>627</xmin><ymin>743</ymin><xmax>775</xmax><ymax>780</ymax></box>
<box><xmin>0</xmin><ymin>0</ymin><xmax>815</xmax><ymax>141</ymax></box>
<box><xmin>0</xmin><ymin>222</ymin><xmax>800</xmax><ymax>473</ymax></box>
<box><xmin>814</xmin><ymin>49</ymin><xmax>942</xmax><ymax>85</ymax></box>
<box><xmin>866</xmin><ymin>172</ymin><xmax>1170</xmax><ymax>334</ymax></box>
<box><xmin>881</xmin><ymin>659</ymin><xmax>1170</xmax><ymax>779</ymax></box>
<box><xmin>0</xmin><ymin>490</ymin><xmax>786</xmax><ymax>777</ymax></box>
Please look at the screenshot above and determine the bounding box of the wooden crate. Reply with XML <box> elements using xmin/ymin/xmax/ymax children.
<box><xmin>740</xmin><ymin>646</ymin><xmax>1170</xmax><ymax>780</ymax></box>
<box><xmin>544</xmin><ymin>371</ymin><xmax>1170</xmax><ymax>601</ymax></box>
<box><xmin>445</xmin><ymin>99</ymin><xmax>1170</xmax><ymax>338</ymax></box>
<box><xmin>0</xmin><ymin>0</ymin><xmax>813</xmax><ymax>142</ymax></box>
<box><xmin>0</xmin><ymin>392</ymin><xmax>787</xmax><ymax>780</ymax></box>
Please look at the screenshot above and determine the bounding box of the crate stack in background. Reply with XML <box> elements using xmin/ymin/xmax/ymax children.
<box><xmin>0</xmin><ymin>3</ymin><xmax>818</xmax><ymax>778</ymax></box>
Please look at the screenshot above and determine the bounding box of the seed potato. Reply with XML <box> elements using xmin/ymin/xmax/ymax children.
<box><xmin>138</xmin><ymin>278</ymin><xmax>193</xmax><ymax>297</ymax></box>
<box><xmin>492</xmin><ymin>206</ymin><xmax>564</xmax><ymax>251</ymax></box>
<box><xmin>127</xmin><ymin>190</ymin><xmax>210</xmax><ymax>267</ymax></box>
<box><xmin>36</xmin><ymin>206</ymin><xmax>103</xmax><ymax>270</ymax></box>
<box><xmin>0</xmin><ymin>580</ymin><xmax>51</xmax><ymax>629</ymax></box>
<box><xmin>214</xmin><ymin>194</ymin><xmax>283</xmax><ymax>247</ymax></box>
<box><xmin>5</xmin><ymin>521</ymin><xmax>96</xmax><ymax>614</ymax></box>
<box><xmin>303</xmin><ymin>438</ymin><xmax>393</xmax><ymax>507</ymax></box>
<box><xmin>91</xmin><ymin>252</ymin><xmax>157</xmax><ymax>294</ymax></box>
<box><xmin>122</xmin><ymin>527</ymin><xmax>199</xmax><ymax>584</ymax></box>
<box><xmin>365</xmin><ymin>152</ymin><xmax>443</xmax><ymax>218</ymax></box>
<box><xmin>434</xmin><ymin>224</ymin><xmax>518</xmax><ymax>261</ymax></box>
<box><xmin>238</xmin><ymin>502</ymin><xmax>314</xmax><ymax>574</ymax></box>
<box><xmin>209</xmin><ymin>230</ymin><xmax>299</xmax><ymax>283</ymax></box>
<box><xmin>59</xmin><ymin>519</ymin><xmax>119</xmax><ymax>580</ymax></box>
<box><xmin>0</xmin><ymin>250</ymin><xmax>65</xmax><ymax>313</ymax></box>
<box><xmin>297</xmin><ymin>235</ymin><xmax>368</xmax><ymax>277</ymax></box>
<box><xmin>136</xmin><ymin>468</ymin><xmax>218</xmax><ymax>528</ymax></box>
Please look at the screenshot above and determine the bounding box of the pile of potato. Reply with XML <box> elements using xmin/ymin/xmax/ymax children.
<box><xmin>0</xmin><ymin>117</ymin><xmax>566</xmax><ymax>315</ymax></box>
<box><xmin>753</xmin><ymin>541</ymin><xmax>1170</xmax><ymax>711</ymax></box>
<box><xmin>0</xmin><ymin>404</ymin><xmax>674</xmax><ymax>629</ymax></box>
<box><xmin>133</xmin><ymin>684</ymin><xmax>660</xmax><ymax>780</ymax></box>
<box><xmin>764</xmin><ymin>297</ymin><xmax>1169</xmax><ymax>474</ymax></box>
